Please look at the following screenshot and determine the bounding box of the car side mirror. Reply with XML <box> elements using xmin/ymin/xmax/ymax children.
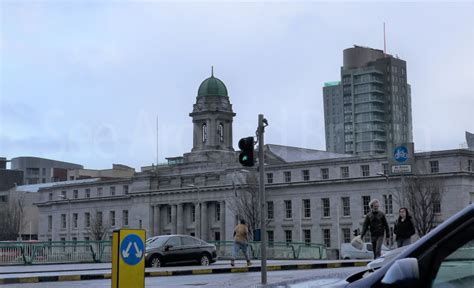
<box><xmin>381</xmin><ymin>258</ymin><xmax>419</xmax><ymax>287</ymax></box>
<box><xmin>164</xmin><ymin>245</ymin><xmax>173</xmax><ymax>251</ymax></box>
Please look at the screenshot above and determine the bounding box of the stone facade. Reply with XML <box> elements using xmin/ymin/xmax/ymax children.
<box><xmin>35</xmin><ymin>149</ymin><xmax>474</xmax><ymax>249</ymax></box>
<box><xmin>34</xmin><ymin>73</ymin><xmax>474</xmax><ymax>255</ymax></box>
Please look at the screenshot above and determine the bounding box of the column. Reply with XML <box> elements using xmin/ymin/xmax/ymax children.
<box><xmin>154</xmin><ymin>205</ymin><xmax>161</xmax><ymax>236</ymax></box>
<box><xmin>219</xmin><ymin>201</ymin><xmax>226</xmax><ymax>241</ymax></box>
<box><xmin>171</xmin><ymin>204</ymin><xmax>177</xmax><ymax>234</ymax></box>
<box><xmin>177</xmin><ymin>203</ymin><xmax>184</xmax><ymax>234</ymax></box>
<box><xmin>195</xmin><ymin>202</ymin><xmax>201</xmax><ymax>238</ymax></box>
<box><xmin>224</xmin><ymin>201</ymin><xmax>235</xmax><ymax>241</ymax></box>
<box><xmin>201</xmin><ymin>201</ymin><xmax>208</xmax><ymax>241</ymax></box>
<box><xmin>150</xmin><ymin>205</ymin><xmax>155</xmax><ymax>236</ymax></box>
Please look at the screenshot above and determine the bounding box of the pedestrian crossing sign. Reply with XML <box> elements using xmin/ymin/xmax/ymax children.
<box><xmin>112</xmin><ymin>229</ymin><xmax>146</xmax><ymax>288</ymax></box>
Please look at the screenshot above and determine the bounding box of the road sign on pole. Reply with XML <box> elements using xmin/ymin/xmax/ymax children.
<box><xmin>112</xmin><ymin>229</ymin><xmax>146</xmax><ymax>288</ymax></box>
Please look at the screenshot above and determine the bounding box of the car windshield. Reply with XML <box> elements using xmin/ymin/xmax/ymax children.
<box><xmin>146</xmin><ymin>236</ymin><xmax>170</xmax><ymax>248</ymax></box>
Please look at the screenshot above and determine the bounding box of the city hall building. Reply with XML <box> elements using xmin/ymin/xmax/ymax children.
<box><xmin>35</xmin><ymin>72</ymin><xmax>474</xmax><ymax>255</ymax></box>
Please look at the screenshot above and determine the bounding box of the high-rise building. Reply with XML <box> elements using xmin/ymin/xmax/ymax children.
<box><xmin>323</xmin><ymin>45</ymin><xmax>413</xmax><ymax>155</ymax></box>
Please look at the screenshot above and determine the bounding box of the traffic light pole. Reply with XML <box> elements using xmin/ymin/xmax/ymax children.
<box><xmin>258</xmin><ymin>114</ymin><xmax>267</xmax><ymax>285</ymax></box>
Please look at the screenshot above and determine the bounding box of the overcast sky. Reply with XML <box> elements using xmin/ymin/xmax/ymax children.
<box><xmin>1</xmin><ymin>0</ymin><xmax>473</xmax><ymax>170</ymax></box>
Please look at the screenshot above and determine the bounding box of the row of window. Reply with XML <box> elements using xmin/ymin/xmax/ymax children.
<box><xmin>49</xmin><ymin>203</ymin><xmax>223</xmax><ymax>233</ymax></box>
<box><xmin>48</xmin><ymin>210</ymin><xmax>129</xmax><ymax>231</ymax></box>
<box><xmin>266</xmin><ymin>164</ymin><xmax>386</xmax><ymax>184</ymax></box>
<box><xmin>267</xmin><ymin>225</ymin><xmax>400</xmax><ymax>247</ymax></box>
<box><xmin>265</xmin><ymin>227</ymin><xmax>383</xmax><ymax>248</ymax></box>
<box><xmin>428</xmin><ymin>159</ymin><xmax>471</xmax><ymax>173</ymax></box>
<box><xmin>48</xmin><ymin>185</ymin><xmax>129</xmax><ymax>201</ymax></box>
<box><xmin>47</xmin><ymin>227</ymin><xmax>366</xmax><ymax>248</ymax></box>
<box><xmin>265</xmin><ymin>160</ymin><xmax>455</xmax><ymax>184</ymax></box>
<box><xmin>265</xmin><ymin>195</ymin><xmax>419</xmax><ymax>220</ymax></box>
<box><xmin>49</xmin><ymin>226</ymin><xmax>393</xmax><ymax>248</ymax></box>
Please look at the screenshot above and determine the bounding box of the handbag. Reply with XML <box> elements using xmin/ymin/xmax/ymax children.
<box><xmin>351</xmin><ymin>235</ymin><xmax>364</xmax><ymax>250</ymax></box>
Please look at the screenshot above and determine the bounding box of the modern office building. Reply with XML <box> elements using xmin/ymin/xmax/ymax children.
<box><xmin>11</xmin><ymin>157</ymin><xmax>83</xmax><ymax>184</ymax></box>
<box><xmin>467</xmin><ymin>131</ymin><xmax>474</xmax><ymax>149</ymax></box>
<box><xmin>0</xmin><ymin>157</ymin><xmax>24</xmax><ymax>190</ymax></box>
<box><xmin>67</xmin><ymin>164</ymin><xmax>135</xmax><ymax>181</ymax></box>
<box><xmin>324</xmin><ymin>45</ymin><xmax>413</xmax><ymax>156</ymax></box>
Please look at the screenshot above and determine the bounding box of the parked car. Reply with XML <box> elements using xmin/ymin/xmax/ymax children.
<box><xmin>325</xmin><ymin>203</ymin><xmax>474</xmax><ymax>288</ymax></box>
<box><xmin>145</xmin><ymin>235</ymin><xmax>217</xmax><ymax>268</ymax></box>
<box><xmin>340</xmin><ymin>242</ymin><xmax>390</xmax><ymax>260</ymax></box>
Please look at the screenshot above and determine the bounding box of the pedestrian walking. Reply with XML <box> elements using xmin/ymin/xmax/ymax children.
<box><xmin>360</xmin><ymin>199</ymin><xmax>389</xmax><ymax>259</ymax></box>
<box><xmin>230</xmin><ymin>219</ymin><xmax>251</xmax><ymax>267</ymax></box>
<box><xmin>394</xmin><ymin>207</ymin><xmax>416</xmax><ymax>248</ymax></box>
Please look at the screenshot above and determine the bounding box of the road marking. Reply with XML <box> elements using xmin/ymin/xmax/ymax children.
<box><xmin>148</xmin><ymin>271</ymin><xmax>172</xmax><ymax>276</ymax></box>
<box><xmin>19</xmin><ymin>277</ymin><xmax>38</xmax><ymax>283</ymax></box>
<box><xmin>192</xmin><ymin>269</ymin><xmax>213</xmax><ymax>275</ymax></box>
<box><xmin>231</xmin><ymin>267</ymin><xmax>249</xmax><ymax>273</ymax></box>
<box><xmin>58</xmin><ymin>275</ymin><xmax>81</xmax><ymax>282</ymax></box>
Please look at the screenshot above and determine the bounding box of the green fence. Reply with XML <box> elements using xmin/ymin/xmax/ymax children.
<box><xmin>0</xmin><ymin>241</ymin><xmax>112</xmax><ymax>265</ymax></box>
<box><xmin>209</xmin><ymin>241</ymin><xmax>327</xmax><ymax>260</ymax></box>
<box><xmin>0</xmin><ymin>240</ymin><xmax>326</xmax><ymax>265</ymax></box>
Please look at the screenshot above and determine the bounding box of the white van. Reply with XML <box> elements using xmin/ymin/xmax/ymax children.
<box><xmin>340</xmin><ymin>242</ymin><xmax>390</xmax><ymax>259</ymax></box>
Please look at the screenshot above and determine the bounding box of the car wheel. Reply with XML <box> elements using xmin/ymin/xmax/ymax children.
<box><xmin>199</xmin><ymin>254</ymin><xmax>210</xmax><ymax>266</ymax></box>
<box><xmin>150</xmin><ymin>255</ymin><xmax>162</xmax><ymax>268</ymax></box>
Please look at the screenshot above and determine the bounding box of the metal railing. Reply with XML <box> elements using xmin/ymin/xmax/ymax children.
<box><xmin>209</xmin><ymin>241</ymin><xmax>327</xmax><ymax>260</ymax></box>
<box><xmin>0</xmin><ymin>241</ymin><xmax>112</xmax><ymax>265</ymax></box>
<box><xmin>0</xmin><ymin>240</ymin><xmax>326</xmax><ymax>265</ymax></box>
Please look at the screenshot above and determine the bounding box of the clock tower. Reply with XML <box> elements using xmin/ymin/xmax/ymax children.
<box><xmin>185</xmin><ymin>69</ymin><xmax>236</xmax><ymax>163</ymax></box>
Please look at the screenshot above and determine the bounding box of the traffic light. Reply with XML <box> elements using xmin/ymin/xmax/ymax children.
<box><xmin>238</xmin><ymin>137</ymin><xmax>254</xmax><ymax>167</ymax></box>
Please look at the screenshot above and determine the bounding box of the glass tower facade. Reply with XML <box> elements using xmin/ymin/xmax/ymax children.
<box><xmin>324</xmin><ymin>46</ymin><xmax>413</xmax><ymax>156</ymax></box>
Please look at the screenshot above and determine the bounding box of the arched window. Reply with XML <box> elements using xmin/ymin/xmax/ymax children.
<box><xmin>202</xmin><ymin>123</ymin><xmax>207</xmax><ymax>143</ymax></box>
<box><xmin>218</xmin><ymin>123</ymin><xmax>224</xmax><ymax>143</ymax></box>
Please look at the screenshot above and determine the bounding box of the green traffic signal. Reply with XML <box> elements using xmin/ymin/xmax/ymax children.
<box><xmin>238</xmin><ymin>137</ymin><xmax>254</xmax><ymax>167</ymax></box>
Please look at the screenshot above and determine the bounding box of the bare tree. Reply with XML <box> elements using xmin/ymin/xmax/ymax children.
<box><xmin>228</xmin><ymin>173</ymin><xmax>260</xmax><ymax>240</ymax></box>
<box><xmin>88</xmin><ymin>211</ymin><xmax>111</xmax><ymax>240</ymax></box>
<box><xmin>0</xmin><ymin>192</ymin><xmax>25</xmax><ymax>241</ymax></box>
<box><xmin>396</xmin><ymin>175</ymin><xmax>444</xmax><ymax>237</ymax></box>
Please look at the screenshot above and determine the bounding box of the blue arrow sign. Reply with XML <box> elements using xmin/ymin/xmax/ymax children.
<box><xmin>120</xmin><ymin>234</ymin><xmax>144</xmax><ymax>266</ymax></box>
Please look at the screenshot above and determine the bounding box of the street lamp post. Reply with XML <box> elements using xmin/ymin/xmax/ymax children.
<box><xmin>258</xmin><ymin>114</ymin><xmax>268</xmax><ymax>285</ymax></box>
<box><xmin>18</xmin><ymin>199</ymin><xmax>22</xmax><ymax>241</ymax></box>
<box><xmin>187</xmin><ymin>184</ymin><xmax>201</xmax><ymax>238</ymax></box>
<box><xmin>58</xmin><ymin>195</ymin><xmax>71</xmax><ymax>241</ymax></box>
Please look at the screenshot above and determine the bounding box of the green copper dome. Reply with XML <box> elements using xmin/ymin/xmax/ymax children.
<box><xmin>197</xmin><ymin>69</ymin><xmax>228</xmax><ymax>97</ymax></box>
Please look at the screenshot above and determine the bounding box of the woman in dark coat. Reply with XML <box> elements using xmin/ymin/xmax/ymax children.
<box><xmin>394</xmin><ymin>207</ymin><xmax>416</xmax><ymax>247</ymax></box>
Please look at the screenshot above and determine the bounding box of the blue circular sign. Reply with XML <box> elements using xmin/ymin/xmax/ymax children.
<box><xmin>120</xmin><ymin>234</ymin><xmax>144</xmax><ymax>266</ymax></box>
<box><xmin>394</xmin><ymin>146</ymin><xmax>409</xmax><ymax>163</ymax></box>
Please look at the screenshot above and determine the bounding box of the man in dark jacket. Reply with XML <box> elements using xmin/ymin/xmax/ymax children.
<box><xmin>361</xmin><ymin>199</ymin><xmax>390</xmax><ymax>259</ymax></box>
